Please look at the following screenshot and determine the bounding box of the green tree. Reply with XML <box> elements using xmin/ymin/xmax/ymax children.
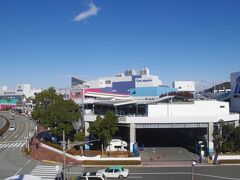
<box><xmin>88</xmin><ymin>111</ymin><xmax>119</xmax><ymax>149</ymax></box>
<box><xmin>234</xmin><ymin>126</ymin><xmax>240</xmax><ymax>152</ymax></box>
<box><xmin>48</xmin><ymin>99</ymin><xmax>80</xmax><ymax>136</ymax></box>
<box><xmin>75</xmin><ymin>131</ymin><xmax>85</xmax><ymax>142</ymax></box>
<box><xmin>32</xmin><ymin>87</ymin><xmax>61</xmax><ymax>125</ymax></box>
<box><xmin>32</xmin><ymin>87</ymin><xmax>80</xmax><ymax>137</ymax></box>
<box><xmin>213</xmin><ymin>120</ymin><xmax>235</xmax><ymax>153</ymax></box>
<box><xmin>212</xmin><ymin>123</ymin><xmax>222</xmax><ymax>153</ymax></box>
<box><xmin>221</xmin><ymin>122</ymin><xmax>235</xmax><ymax>153</ymax></box>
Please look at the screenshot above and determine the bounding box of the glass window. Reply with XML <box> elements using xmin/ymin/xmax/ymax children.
<box><xmin>107</xmin><ymin>169</ymin><xmax>114</xmax><ymax>173</ymax></box>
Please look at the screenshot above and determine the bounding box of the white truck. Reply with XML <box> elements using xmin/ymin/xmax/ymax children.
<box><xmin>106</xmin><ymin>139</ymin><xmax>128</xmax><ymax>151</ymax></box>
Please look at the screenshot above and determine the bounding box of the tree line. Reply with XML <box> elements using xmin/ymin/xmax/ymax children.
<box><xmin>32</xmin><ymin>87</ymin><xmax>118</xmax><ymax>148</ymax></box>
<box><xmin>213</xmin><ymin>120</ymin><xmax>240</xmax><ymax>153</ymax></box>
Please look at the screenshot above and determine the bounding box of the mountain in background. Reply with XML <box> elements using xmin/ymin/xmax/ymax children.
<box><xmin>204</xmin><ymin>82</ymin><xmax>231</xmax><ymax>93</ymax></box>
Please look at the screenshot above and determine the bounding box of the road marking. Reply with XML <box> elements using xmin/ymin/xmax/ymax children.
<box><xmin>2</xmin><ymin>144</ymin><xmax>8</xmax><ymax>148</ymax></box>
<box><xmin>8</xmin><ymin>143</ymin><xmax>15</xmax><ymax>148</ymax></box>
<box><xmin>194</xmin><ymin>173</ymin><xmax>240</xmax><ymax>180</ymax></box>
<box><xmin>0</xmin><ymin>144</ymin><xmax>5</xmax><ymax>148</ymax></box>
<box><xmin>128</xmin><ymin>176</ymin><xmax>143</xmax><ymax>178</ymax></box>
<box><xmin>0</xmin><ymin>142</ymin><xmax>25</xmax><ymax>149</ymax></box>
<box><xmin>131</xmin><ymin>172</ymin><xmax>240</xmax><ymax>180</ymax></box>
<box><xmin>30</xmin><ymin>164</ymin><xmax>62</xmax><ymax>180</ymax></box>
<box><xmin>131</xmin><ymin>172</ymin><xmax>189</xmax><ymax>175</ymax></box>
<box><xmin>15</xmin><ymin>159</ymin><xmax>31</xmax><ymax>175</ymax></box>
<box><xmin>12</xmin><ymin>143</ymin><xmax>19</xmax><ymax>147</ymax></box>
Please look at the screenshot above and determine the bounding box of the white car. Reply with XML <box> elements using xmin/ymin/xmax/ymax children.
<box><xmin>82</xmin><ymin>171</ymin><xmax>106</xmax><ymax>180</ymax></box>
<box><xmin>9</xmin><ymin>125</ymin><xmax>16</xmax><ymax>131</ymax></box>
<box><xmin>97</xmin><ymin>166</ymin><xmax>129</xmax><ymax>179</ymax></box>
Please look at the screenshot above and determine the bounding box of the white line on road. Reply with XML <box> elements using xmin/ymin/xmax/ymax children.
<box><xmin>131</xmin><ymin>172</ymin><xmax>240</xmax><ymax>180</ymax></box>
<box><xmin>194</xmin><ymin>173</ymin><xmax>240</xmax><ymax>180</ymax></box>
<box><xmin>128</xmin><ymin>176</ymin><xmax>143</xmax><ymax>178</ymax></box>
<box><xmin>131</xmin><ymin>172</ymin><xmax>189</xmax><ymax>175</ymax></box>
<box><xmin>15</xmin><ymin>159</ymin><xmax>31</xmax><ymax>175</ymax></box>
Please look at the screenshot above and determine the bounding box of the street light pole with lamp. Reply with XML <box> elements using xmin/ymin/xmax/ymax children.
<box><xmin>191</xmin><ymin>161</ymin><xmax>196</xmax><ymax>180</ymax></box>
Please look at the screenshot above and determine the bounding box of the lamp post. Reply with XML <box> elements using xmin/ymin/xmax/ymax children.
<box><xmin>62</xmin><ymin>130</ymin><xmax>66</xmax><ymax>180</ymax></box>
<box><xmin>191</xmin><ymin>161</ymin><xmax>196</xmax><ymax>180</ymax></box>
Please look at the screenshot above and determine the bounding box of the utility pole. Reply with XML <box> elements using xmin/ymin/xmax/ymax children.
<box><xmin>63</xmin><ymin>130</ymin><xmax>66</xmax><ymax>180</ymax></box>
<box><xmin>191</xmin><ymin>161</ymin><xmax>196</xmax><ymax>180</ymax></box>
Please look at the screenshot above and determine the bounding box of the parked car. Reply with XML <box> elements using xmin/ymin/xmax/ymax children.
<box><xmin>81</xmin><ymin>171</ymin><xmax>106</xmax><ymax>180</ymax></box>
<box><xmin>97</xmin><ymin>166</ymin><xmax>129</xmax><ymax>179</ymax></box>
<box><xmin>9</xmin><ymin>125</ymin><xmax>16</xmax><ymax>131</ymax></box>
<box><xmin>106</xmin><ymin>139</ymin><xmax>128</xmax><ymax>151</ymax></box>
<box><xmin>36</xmin><ymin>131</ymin><xmax>52</xmax><ymax>142</ymax></box>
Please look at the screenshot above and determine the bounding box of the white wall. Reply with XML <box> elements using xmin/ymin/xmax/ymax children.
<box><xmin>135</xmin><ymin>75</ymin><xmax>162</xmax><ymax>87</ymax></box>
<box><xmin>148</xmin><ymin>100</ymin><xmax>229</xmax><ymax>117</ymax></box>
<box><xmin>84</xmin><ymin>113</ymin><xmax>239</xmax><ymax>124</ymax></box>
<box><xmin>173</xmin><ymin>81</ymin><xmax>195</xmax><ymax>92</ymax></box>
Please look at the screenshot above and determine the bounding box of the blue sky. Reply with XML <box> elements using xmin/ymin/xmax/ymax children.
<box><xmin>0</xmin><ymin>0</ymin><xmax>240</xmax><ymax>89</ymax></box>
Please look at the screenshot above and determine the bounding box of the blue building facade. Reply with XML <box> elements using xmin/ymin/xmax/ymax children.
<box><xmin>129</xmin><ymin>86</ymin><xmax>177</xmax><ymax>97</ymax></box>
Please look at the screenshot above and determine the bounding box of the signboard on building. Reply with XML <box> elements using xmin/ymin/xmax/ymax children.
<box><xmin>231</xmin><ymin>72</ymin><xmax>240</xmax><ymax>112</ymax></box>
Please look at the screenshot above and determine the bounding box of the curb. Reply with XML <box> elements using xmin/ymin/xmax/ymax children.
<box><xmin>42</xmin><ymin>159</ymin><xmax>61</xmax><ymax>165</ymax></box>
<box><xmin>82</xmin><ymin>164</ymin><xmax>143</xmax><ymax>168</ymax></box>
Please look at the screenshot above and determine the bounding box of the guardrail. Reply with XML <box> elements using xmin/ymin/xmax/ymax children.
<box><xmin>0</xmin><ymin>115</ymin><xmax>10</xmax><ymax>136</ymax></box>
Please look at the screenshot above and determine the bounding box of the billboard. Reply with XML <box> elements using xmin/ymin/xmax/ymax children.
<box><xmin>231</xmin><ymin>72</ymin><xmax>240</xmax><ymax>112</ymax></box>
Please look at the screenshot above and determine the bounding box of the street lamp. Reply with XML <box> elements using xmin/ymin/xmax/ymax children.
<box><xmin>191</xmin><ymin>161</ymin><xmax>196</xmax><ymax>180</ymax></box>
<box><xmin>62</xmin><ymin>130</ymin><xmax>66</xmax><ymax>180</ymax></box>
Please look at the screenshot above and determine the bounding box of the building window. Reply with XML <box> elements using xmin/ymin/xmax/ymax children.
<box><xmin>105</xmin><ymin>80</ymin><xmax>111</xmax><ymax>84</ymax></box>
<box><xmin>220</xmin><ymin>105</ymin><xmax>225</xmax><ymax>108</ymax></box>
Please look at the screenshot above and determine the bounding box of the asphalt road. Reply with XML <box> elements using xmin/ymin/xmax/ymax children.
<box><xmin>76</xmin><ymin>165</ymin><xmax>240</xmax><ymax>180</ymax></box>
<box><xmin>0</xmin><ymin>112</ymin><xmax>38</xmax><ymax>179</ymax></box>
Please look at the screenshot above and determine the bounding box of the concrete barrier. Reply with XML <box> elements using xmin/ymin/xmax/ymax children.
<box><xmin>0</xmin><ymin>114</ymin><xmax>10</xmax><ymax>136</ymax></box>
<box><xmin>40</xmin><ymin>143</ymin><xmax>141</xmax><ymax>161</ymax></box>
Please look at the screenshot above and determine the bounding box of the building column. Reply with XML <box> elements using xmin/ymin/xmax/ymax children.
<box><xmin>130</xmin><ymin>123</ymin><xmax>136</xmax><ymax>152</ymax></box>
<box><xmin>84</xmin><ymin>122</ymin><xmax>89</xmax><ymax>137</ymax></box>
<box><xmin>208</xmin><ymin>122</ymin><xmax>214</xmax><ymax>154</ymax></box>
<box><xmin>235</xmin><ymin>120</ymin><xmax>239</xmax><ymax>127</ymax></box>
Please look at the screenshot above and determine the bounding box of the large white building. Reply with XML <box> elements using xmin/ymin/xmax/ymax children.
<box><xmin>84</xmin><ymin>96</ymin><xmax>239</xmax><ymax>154</ymax></box>
<box><xmin>16</xmin><ymin>84</ymin><xmax>42</xmax><ymax>98</ymax></box>
<box><xmin>83</xmin><ymin>68</ymin><xmax>162</xmax><ymax>94</ymax></box>
<box><xmin>173</xmin><ymin>81</ymin><xmax>196</xmax><ymax>92</ymax></box>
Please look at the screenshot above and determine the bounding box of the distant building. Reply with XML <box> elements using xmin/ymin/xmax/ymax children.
<box><xmin>16</xmin><ymin>84</ymin><xmax>42</xmax><ymax>98</ymax></box>
<box><xmin>0</xmin><ymin>84</ymin><xmax>42</xmax><ymax>111</ymax></box>
<box><xmin>84</xmin><ymin>68</ymin><xmax>162</xmax><ymax>94</ymax></box>
<box><xmin>71</xmin><ymin>77</ymin><xmax>86</xmax><ymax>88</ymax></box>
<box><xmin>173</xmin><ymin>81</ymin><xmax>196</xmax><ymax>92</ymax></box>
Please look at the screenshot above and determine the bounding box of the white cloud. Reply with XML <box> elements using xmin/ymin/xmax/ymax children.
<box><xmin>73</xmin><ymin>3</ymin><xmax>99</xmax><ymax>22</ymax></box>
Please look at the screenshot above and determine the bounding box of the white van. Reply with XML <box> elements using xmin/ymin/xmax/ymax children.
<box><xmin>106</xmin><ymin>139</ymin><xmax>127</xmax><ymax>151</ymax></box>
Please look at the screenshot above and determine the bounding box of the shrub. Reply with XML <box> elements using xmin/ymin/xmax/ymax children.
<box><xmin>24</xmin><ymin>147</ymin><xmax>32</xmax><ymax>156</ymax></box>
<box><xmin>43</xmin><ymin>141</ymin><xmax>63</xmax><ymax>151</ymax></box>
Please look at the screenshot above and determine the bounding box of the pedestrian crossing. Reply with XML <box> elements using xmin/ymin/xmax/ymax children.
<box><xmin>0</xmin><ymin>142</ymin><xmax>25</xmax><ymax>149</ymax></box>
<box><xmin>29</xmin><ymin>164</ymin><xmax>62</xmax><ymax>180</ymax></box>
